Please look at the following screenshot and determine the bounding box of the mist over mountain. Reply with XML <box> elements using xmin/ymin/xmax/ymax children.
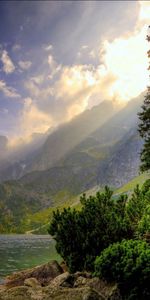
<box><xmin>0</xmin><ymin>94</ymin><xmax>143</xmax><ymax>185</ymax></box>
<box><xmin>0</xmin><ymin>136</ymin><xmax>8</xmax><ymax>158</ymax></box>
<box><xmin>0</xmin><ymin>100</ymin><xmax>119</xmax><ymax>182</ymax></box>
<box><xmin>0</xmin><ymin>93</ymin><xmax>145</xmax><ymax>233</ymax></box>
<box><xmin>0</xmin><ymin>131</ymin><xmax>50</xmax><ymax>182</ymax></box>
<box><xmin>25</xmin><ymin>100</ymin><xmax>120</xmax><ymax>173</ymax></box>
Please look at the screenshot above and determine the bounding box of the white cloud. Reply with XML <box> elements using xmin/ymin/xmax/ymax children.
<box><xmin>1</xmin><ymin>50</ymin><xmax>15</xmax><ymax>74</ymax></box>
<box><xmin>82</xmin><ymin>45</ymin><xmax>88</xmax><ymax>50</ymax></box>
<box><xmin>139</xmin><ymin>1</ymin><xmax>150</xmax><ymax>22</ymax></box>
<box><xmin>16</xmin><ymin>0</ymin><xmax>150</xmax><ymax>139</ymax></box>
<box><xmin>48</xmin><ymin>54</ymin><xmax>55</xmax><ymax>67</ymax></box>
<box><xmin>25</xmin><ymin>79</ymin><xmax>53</xmax><ymax>99</ymax></box>
<box><xmin>44</xmin><ymin>44</ymin><xmax>53</xmax><ymax>51</ymax></box>
<box><xmin>53</xmin><ymin>65</ymin><xmax>98</xmax><ymax>120</ymax></box>
<box><xmin>20</xmin><ymin>97</ymin><xmax>52</xmax><ymax>136</ymax></box>
<box><xmin>55</xmin><ymin>65</ymin><xmax>96</xmax><ymax>100</ymax></box>
<box><xmin>98</xmin><ymin>26</ymin><xmax>149</xmax><ymax>102</ymax></box>
<box><xmin>0</xmin><ymin>80</ymin><xmax>20</xmax><ymax>98</ymax></box>
<box><xmin>18</xmin><ymin>60</ymin><xmax>32</xmax><ymax>70</ymax></box>
<box><xmin>47</xmin><ymin>54</ymin><xmax>62</xmax><ymax>79</ymax></box>
<box><xmin>25</xmin><ymin>80</ymin><xmax>40</xmax><ymax>98</ymax></box>
<box><xmin>31</xmin><ymin>75</ymin><xmax>44</xmax><ymax>85</ymax></box>
<box><xmin>89</xmin><ymin>50</ymin><xmax>96</xmax><ymax>58</ymax></box>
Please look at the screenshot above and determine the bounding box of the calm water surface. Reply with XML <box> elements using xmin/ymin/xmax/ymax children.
<box><xmin>0</xmin><ymin>234</ymin><xmax>60</xmax><ymax>280</ymax></box>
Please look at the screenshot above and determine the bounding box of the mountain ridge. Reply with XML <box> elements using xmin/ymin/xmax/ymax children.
<box><xmin>0</xmin><ymin>93</ymin><xmax>147</xmax><ymax>233</ymax></box>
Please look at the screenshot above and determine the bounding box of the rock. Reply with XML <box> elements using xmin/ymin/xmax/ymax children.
<box><xmin>0</xmin><ymin>286</ymin><xmax>31</xmax><ymax>300</ymax></box>
<box><xmin>82</xmin><ymin>288</ymin><xmax>103</xmax><ymax>300</ymax></box>
<box><xmin>42</xmin><ymin>286</ymin><xmax>104</xmax><ymax>300</ymax></box>
<box><xmin>74</xmin><ymin>272</ymin><xmax>92</xmax><ymax>279</ymax></box>
<box><xmin>6</xmin><ymin>260</ymin><xmax>63</xmax><ymax>288</ymax></box>
<box><xmin>60</xmin><ymin>261</ymin><xmax>68</xmax><ymax>273</ymax></box>
<box><xmin>2</xmin><ymin>260</ymin><xmax>122</xmax><ymax>300</ymax></box>
<box><xmin>107</xmin><ymin>285</ymin><xmax>122</xmax><ymax>300</ymax></box>
<box><xmin>86</xmin><ymin>277</ymin><xmax>121</xmax><ymax>300</ymax></box>
<box><xmin>24</xmin><ymin>278</ymin><xmax>41</xmax><ymax>289</ymax></box>
<box><xmin>48</xmin><ymin>272</ymin><xmax>73</xmax><ymax>288</ymax></box>
<box><xmin>74</xmin><ymin>276</ymin><xmax>88</xmax><ymax>287</ymax></box>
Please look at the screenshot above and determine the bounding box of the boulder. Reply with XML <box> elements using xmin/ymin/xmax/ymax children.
<box><xmin>107</xmin><ymin>285</ymin><xmax>122</xmax><ymax>300</ymax></box>
<box><xmin>1</xmin><ymin>260</ymin><xmax>122</xmax><ymax>299</ymax></box>
<box><xmin>24</xmin><ymin>278</ymin><xmax>41</xmax><ymax>289</ymax></box>
<box><xmin>74</xmin><ymin>276</ymin><xmax>88</xmax><ymax>287</ymax></box>
<box><xmin>0</xmin><ymin>286</ymin><xmax>31</xmax><ymax>300</ymax></box>
<box><xmin>42</xmin><ymin>286</ymin><xmax>104</xmax><ymax>300</ymax></box>
<box><xmin>74</xmin><ymin>272</ymin><xmax>92</xmax><ymax>279</ymax></box>
<box><xmin>48</xmin><ymin>272</ymin><xmax>73</xmax><ymax>288</ymax></box>
<box><xmin>60</xmin><ymin>261</ymin><xmax>68</xmax><ymax>273</ymax></box>
<box><xmin>87</xmin><ymin>278</ymin><xmax>121</xmax><ymax>300</ymax></box>
<box><xmin>6</xmin><ymin>260</ymin><xmax>63</xmax><ymax>288</ymax></box>
<box><xmin>82</xmin><ymin>288</ymin><xmax>103</xmax><ymax>300</ymax></box>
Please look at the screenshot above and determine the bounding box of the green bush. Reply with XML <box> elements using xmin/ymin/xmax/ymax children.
<box><xmin>137</xmin><ymin>205</ymin><xmax>150</xmax><ymax>238</ymax></box>
<box><xmin>48</xmin><ymin>187</ymin><xmax>132</xmax><ymax>272</ymax></box>
<box><xmin>94</xmin><ymin>239</ymin><xmax>150</xmax><ymax>300</ymax></box>
<box><xmin>126</xmin><ymin>180</ymin><xmax>150</xmax><ymax>239</ymax></box>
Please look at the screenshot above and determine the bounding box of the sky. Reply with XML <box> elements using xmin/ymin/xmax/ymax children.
<box><xmin>0</xmin><ymin>0</ymin><xmax>149</xmax><ymax>145</ymax></box>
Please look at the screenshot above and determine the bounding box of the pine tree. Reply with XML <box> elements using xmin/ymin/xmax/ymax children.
<box><xmin>138</xmin><ymin>28</ymin><xmax>150</xmax><ymax>172</ymax></box>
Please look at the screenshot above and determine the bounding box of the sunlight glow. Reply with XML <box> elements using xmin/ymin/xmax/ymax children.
<box><xmin>101</xmin><ymin>26</ymin><xmax>149</xmax><ymax>102</ymax></box>
<box><xmin>139</xmin><ymin>1</ymin><xmax>150</xmax><ymax>21</ymax></box>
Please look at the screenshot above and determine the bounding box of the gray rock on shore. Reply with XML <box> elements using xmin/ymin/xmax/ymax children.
<box><xmin>0</xmin><ymin>261</ymin><xmax>122</xmax><ymax>300</ymax></box>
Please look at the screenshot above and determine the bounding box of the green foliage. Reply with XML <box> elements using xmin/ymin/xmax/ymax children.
<box><xmin>48</xmin><ymin>186</ymin><xmax>132</xmax><ymax>272</ymax></box>
<box><xmin>137</xmin><ymin>205</ymin><xmax>150</xmax><ymax>238</ymax></box>
<box><xmin>138</xmin><ymin>39</ymin><xmax>150</xmax><ymax>171</ymax></box>
<box><xmin>126</xmin><ymin>179</ymin><xmax>150</xmax><ymax>237</ymax></box>
<box><xmin>94</xmin><ymin>239</ymin><xmax>150</xmax><ymax>300</ymax></box>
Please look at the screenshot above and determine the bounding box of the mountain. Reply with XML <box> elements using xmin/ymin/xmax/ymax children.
<box><xmin>0</xmin><ymin>131</ymin><xmax>49</xmax><ymax>182</ymax></box>
<box><xmin>0</xmin><ymin>94</ymin><xmax>147</xmax><ymax>233</ymax></box>
<box><xmin>23</xmin><ymin>100</ymin><xmax>119</xmax><ymax>173</ymax></box>
<box><xmin>0</xmin><ymin>136</ymin><xmax>8</xmax><ymax>152</ymax></box>
<box><xmin>0</xmin><ymin>136</ymin><xmax>8</xmax><ymax>161</ymax></box>
<box><xmin>0</xmin><ymin>100</ymin><xmax>118</xmax><ymax>182</ymax></box>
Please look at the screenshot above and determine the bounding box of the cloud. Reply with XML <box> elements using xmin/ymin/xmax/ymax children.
<box><xmin>25</xmin><ymin>79</ymin><xmax>53</xmax><ymax>99</ymax></box>
<box><xmin>0</xmin><ymin>80</ymin><xmax>20</xmax><ymax>98</ymax></box>
<box><xmin>11</xmin><ymin>0</ymin><xmax>149</xmax><ymax>141</ymax></box>
<box><xmin>47</xmin><ymin>54</ymin><xmax>62</xmax><ymax>79</ymax></box>
<box><xmin>48</xmin><ymin>54</ymin><xmax>55</xmax><ymax>67</ymax></box>
<box><xmin>20</xmin><ymin>97</ymin><xmax>52</xmax><ymax>137</ymax></box>
<box><xmin>50</xmin><ymin>63</ymin><xmax>118</xmax><ymax>120</ymax></box>
<box><xmin>82</xmin><ymin>45</ymin><xmax>88</xmax><ymax>50</ymax></box>
<box><xmin>1</xmin><ymin>50</ymin><xmax>15</xmax><ymax>74</ymax></box>
<box><xmin>77</xmin><ymin>45</ymin><xmax>96</xmax><ymax>61</ymax></box>
<box><xmin>31</xmin><ymin>75</ymin><xmax>44</xmax><ymax>85</ymax></box>
<box><xmin>139</xmin><ymin>1</ymin><xmax>150</xmax><ymax>22</ymax></box>
<box><xmin>98</xmin><ymin>26</ymin><xmax>149</xmax><ymax>102</ymax></box>
<box><xmin>54</xmin><ymin>65</ymin><xmax>96</xmax><ymax>100</ymax></box>
<box><xmin>44</xmin><ymin>44</ymin><xmax>53</xmax><ymax>51</ymax></box>
<box><xmin>18</xmin><ymin>60</ymin><xmax>32</xmax><ymax>70</ymax></box>
<box><xmin>89</xmin><ymin>50</ymin><xmax>96</xmax><ymax>58</ymax></box>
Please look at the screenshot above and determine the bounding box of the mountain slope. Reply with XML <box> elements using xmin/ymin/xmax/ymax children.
<box><xmin>0</xmin><ymin>132</ymin><xmax>49</xmax><ymax>182</ymax></box>
<box><xmin>0</xmin><ymin>94</ymin><xmax>147</xmax><ymax>233</ymax></box>
<box><xmin>21</xmin><ymin>100</ymin><xmax>119</xmax><ymax>173</ymax></box>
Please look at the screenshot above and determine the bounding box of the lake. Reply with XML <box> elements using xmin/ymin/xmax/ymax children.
<box><xmin>0</xmin><ymin>234</ymin><xmax>60</xmax><ymax>281</ymax></box>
